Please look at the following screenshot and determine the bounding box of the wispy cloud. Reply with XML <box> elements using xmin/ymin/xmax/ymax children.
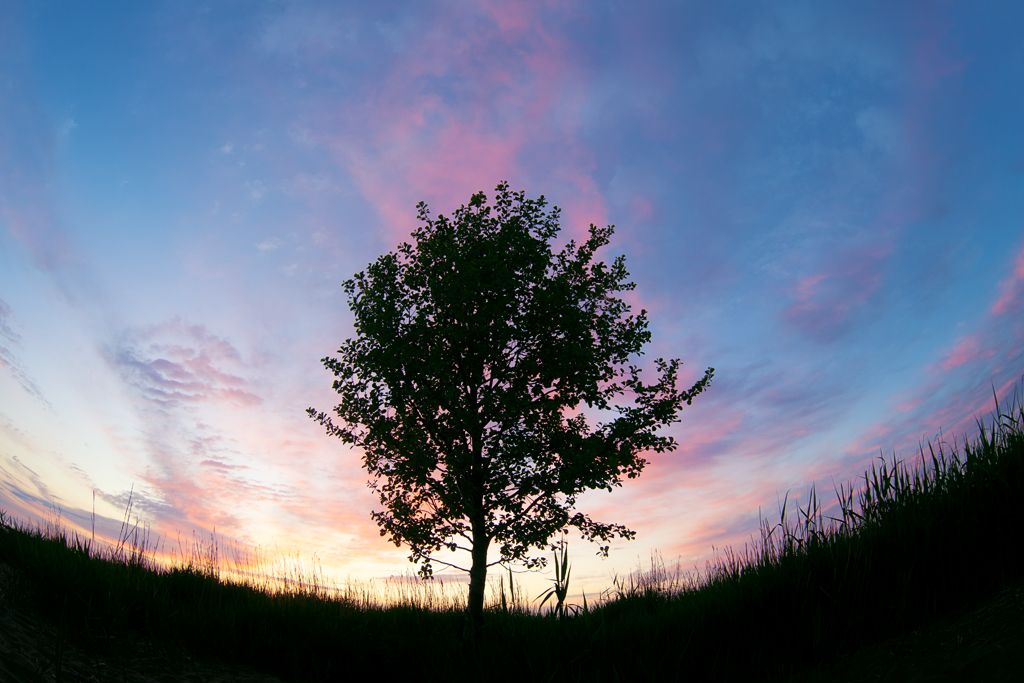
<box><xmin>991</xmin><ymin>242</ymin><xmax>1024</xmax><ymax>316</ymax></box>
<box><xmin>0</xmin><ymin>15</ymin><xmax>86</xmax><ymax>303</ymax></box>
<box><xmin>256</xmin><ymin>237</ymin><xmax>281</xmax><ymax>253</ymax></box>
<box><xmin>257</xmin><ymin>3</ymin><xmax>356</xmax><ymax>60</ymax></box>
<box><xmin>782</xmin><ymin>246</ymin><xmax>889</xmax><ymax>342</ymax></box>
<box><xmin>837</xmin><ymin>245</ymin><xmax>1024</xmax><ymax>472</ymax></box>
<box><xmin>107</xmin><ymin>318</ymin><xmax>261</xmax><ymax>410</ymax></box>
<box><xmin>94</xmin><ymin>317</ymin><xmax>378</xmax><ymax>557</ymax></box>
<box><xmin>937</xmin><ymin>334</ymin><xmax>989</xmax><ymax>371</ymax></box>
<box><xmin>97</xmin><ymin>319</ymin><xmax>273</xmax><ymax>534</ymax></box>
<box><xmin>0</xmin><ymin>298</ymin><xmax>49</xmax><ymax>408</ymax></box>
<box><xmin>268</xmin><ymin>1</ymin><xmax>608</xmax><ymax>241</ymax></box>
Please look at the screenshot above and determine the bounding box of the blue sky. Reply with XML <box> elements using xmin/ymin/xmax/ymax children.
<box><xmin>1</xmin><ymin>0</ymin><xmax>1022</xmax><ymax>595</ymax></box>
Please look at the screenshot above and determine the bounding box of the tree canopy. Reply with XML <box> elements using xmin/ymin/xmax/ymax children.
<box><xmin>308</xmin><ymin>182</ymin><xmax>713</xmax><ymax>629</ymax></box>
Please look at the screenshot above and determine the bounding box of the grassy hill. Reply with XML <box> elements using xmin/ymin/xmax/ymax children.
<box><xmin>1</xmin><ymin>396</ymin><xmax>1022</xmax><ymax>681</ymax></box>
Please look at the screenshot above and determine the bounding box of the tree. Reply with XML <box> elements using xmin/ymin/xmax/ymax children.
<box><xmin>308</xmin><ymin>183</ymin><xmax>713</xmax><ymax>635</ymax></box>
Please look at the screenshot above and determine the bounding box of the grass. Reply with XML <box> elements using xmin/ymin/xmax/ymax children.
<box><xmin>2</xmin><ymin>391</ymin><xmax>1023</xmax><ymax>681</ymax></box>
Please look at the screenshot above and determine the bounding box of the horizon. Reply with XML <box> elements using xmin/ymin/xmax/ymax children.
<box><xmin>2</xmin><ymin>1</ymin><xmax>1023</xmax><ymax>601</ymax></box>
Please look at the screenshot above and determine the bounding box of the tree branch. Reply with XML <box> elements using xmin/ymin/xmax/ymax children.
<box><xmin>426</xmin><ymin>557</ymin><xmax>472</xmax><ymax>573</ymax></box>
<box><xmin>489</xmin><ymin>491</ymin><xmax>552</xmax><ymax>539</ymax></box>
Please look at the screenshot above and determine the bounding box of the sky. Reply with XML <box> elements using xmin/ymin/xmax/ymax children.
<box><xmin>1</xmin><ymin>0</ymin><xmax>1023</xmax><ymax>599</ymax></box>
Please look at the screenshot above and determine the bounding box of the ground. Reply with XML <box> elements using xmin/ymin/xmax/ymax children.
<box><xmin>791</xmin><ymin>579</ymin><xmax>1024</xmax><ymax>682</ymax></box>
<box><xmin>2</xmin><ymin>558</ymin><xmax>1022</xmax><ymax>681</ymax></box>
<box><xmin>0</xmin><ymin>561</ymin><xmax>282</xmax><ymax>683</ymax></box>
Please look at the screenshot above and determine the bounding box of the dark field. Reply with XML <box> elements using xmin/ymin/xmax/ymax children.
<box><xmin>2</xmin><ymin>396</ymin><xmax>1023</xmax><ymax>682</ymax></box>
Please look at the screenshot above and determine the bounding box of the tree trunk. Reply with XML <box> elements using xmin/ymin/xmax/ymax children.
<box><xmin>466</xmin><ymin>519</ymin><xmax>489</xmax><ymax>642</ymax></box>
<box><xmin>466</xmin><ymin>393</ymin><xmax>488</xmax><ymax>642</ymax></box>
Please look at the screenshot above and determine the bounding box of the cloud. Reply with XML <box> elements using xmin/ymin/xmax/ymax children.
<box><xmin>0</xmin><ymin>298</ymin><xmax>19</xmax><ymax>347</ymax></box>
<box><xmin>85</xmin><ymin>320</ymin><xmax>270</xmax><ymax>536</ymax></box>
<box><xmin>0</xmin><ymin>454</ymin><xmax>59</xmax><ymax>510</ymax></box>
<box><xmin>107</xmin><ymin>318</ymin><xmax>261</xmax><ymax>410</ymax></box>
<box><xmin>58</xmin><ymin>117</ymin><xmax>77</xmax><ymax>141</ymax></box>
<box><xmin>991</xmin><ymin>241</ymin><xmax>1024</xmax><ymax>316</ymax></box>
<box><xmin>245</xmin><ymin>179</ymin><xmax>267</xmax><ymax>201</ymax></box>
<box><xmin>256</xmin><ymin>237</ymin><xmax>281</xmax><ymax>252</ymax></box>
<box><xmin>257</xmin><ymin>3</ymin><xmax>356</xmax><ymax>60</ymax></box>
<box><xmin>937</xmin><ymin>334</ymin><xmax>990</xmax><ymax>371</ymax></box>
<box><xmin>282</xmin><ymin>1</ymin><xmax>607</xmax><ymax>242</ymax></box>
<box><xmin>572</xmin><ymin>353</ymin><xmax>857</xmax><ymax>569</ymax></box>
<box><xmin>836</xmin><ymin>245</ymin><xmax>1024</xmax><ymax>471</ymax></box>
<box><xmin>0</xmin><ymin>18</ymin><xmax>85</xmax><ymax>302</ymax></box>
<box><xmin>96</xmin><ymin>318</ymin><xmax>374</xmax><ymax>552</ymax></box>
<box><xmin>199</xmin><ymin>458</ymin><xmax>244</xmax><ymax>471</ymax></box>
<box><xmin>856</xmin><ymin>107</ymin><xmax>904</xmax><ymax>157</ymax></box>
<box><xmin>0</xmin><ymin>298</ymin><xmax>49</xmax><ymax>408</ymax></box>
<box><xmin>782</xmin><ymin>246</ymin><xmax>888</xmax><ymax>342</ymax></box>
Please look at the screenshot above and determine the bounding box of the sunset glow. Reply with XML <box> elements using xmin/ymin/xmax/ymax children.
<box><xmin>2</xmin><ymin>1</ymin><xmax>1022</xmax><ymax>601</ymax></box>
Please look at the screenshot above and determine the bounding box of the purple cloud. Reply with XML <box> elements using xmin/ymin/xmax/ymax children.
<box><xmin>782</xmin><ymin>246</ymin><xmax>889</xmax><ymax>342</ymax></box>
<box><xmin>108</xmin><ymin>319</ymin><xmax>261</xmax><ymax>410</ymax></box>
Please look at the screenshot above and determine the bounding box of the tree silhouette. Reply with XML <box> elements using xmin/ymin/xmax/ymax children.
<box><xmin>308</xmin><ymin>183</ymin><xmax>713</xmax><ymax>636</ymax></box>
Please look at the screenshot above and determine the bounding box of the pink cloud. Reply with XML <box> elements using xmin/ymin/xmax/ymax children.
<box><xmin>895</xmin><ymin>396</ymin><xmax>924</xmax><ymax>414</ymax></box>
<box><xmin>0</xmin><ymin>203</ymin><xmax>73</xmax><ymax>274</ymax></box>
<box><xmin>991</xmin><ymin>242</ymin><xmax>1024</xmax><ymax>315</ymax></box>
<box><xmin>109</xmin><ymin>318</ymin><xmax>262</xmax><ymax>409</ymax></box>
<box><xmin>629</xmin><ymin>195</ymin><xmax>656</xmax><ymax>224</ymax></box>
<box><xmin>840</xmin><ymin>419</ymin><xmax>898</xmax><ymax>464</ymax></box>
<box><xmin>783</xmin><ymin>247</ymin><xmax>886</xmax><ymax>341</ymax></box>
<box><xmin>311</xmin><ymin>2</ymin><xmax>606</xmax><ymax>245</ymax></box>
<box><xmin>341</xmin><ymin>120</ymin><xmax>525</xmax><ymax>238</ymax></box>
<box><xmin>938</xmin><ymin>334</ymin><xmax>985</xmax><ymax>371</ymax></box>
<box><xmin>658</xmin><ymin>506</ymin><xmax>764</xmax><ymax>563</ymax></box>
<box><xmin>840</xmin><ymin>368</ymin><xmax>1022</xmax><ymax>485</ymax></box>
<box><xmin>778</xmin><ymin>12</ymin><xmax>966</xmax><ymax>349</ymax></box>
<box><xmin>477</xmin><ymin>0</ymin><xmax>534</xmax><ymax>34</ymax></box>
<box><xmin>553</xmin><ymin>168</ymin><xmax>610</xmax><ymax>243</ymax></box>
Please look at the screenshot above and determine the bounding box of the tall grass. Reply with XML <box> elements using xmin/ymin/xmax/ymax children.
<box><xmin>587</xmin><ymin>389</ymin><xmax>1024</xmax><ymax>679</ymax></box>
<box><xmin>2</xmin><ymin>390</ymin><xmax>1022</xmax><ymax>681</ymax></box>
